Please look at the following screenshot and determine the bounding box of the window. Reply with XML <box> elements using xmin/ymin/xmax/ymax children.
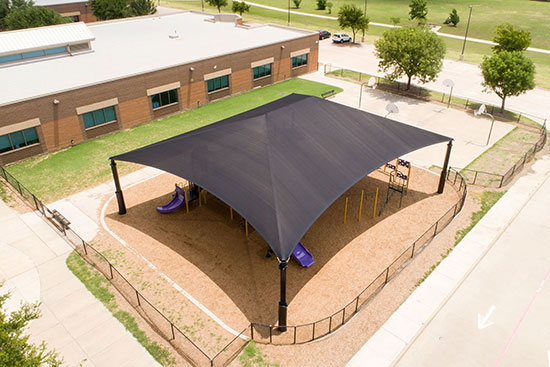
<box><xmin>82</xmin><ymin>106</ymin><xmax>117</xmax><ymax>129</ymax></box>
<box><xmin>292</xmin><ymin>54</ymin><xmax>308</xmax><ymax>68</ymax></box>
<box><xmin>151</xmin><ymin>89</ymin><xmax>178</xmax><ymax>109</ymax></box>
<box><xmin>0</xmin><ymin>127</ymin><xmax>39</xmax><ymax>154</ymax></box>
<box><xmin>69</xmin><ymin>15</ymin><xmax>80</xmax><ymax>22</ymax></box>
<box><xmin>252</xmin><ymin>63</ymin><xmax>272</xmax><ymax>79</ymax></box>
<box><xmin>0</xmin><ymin>46</ymin><xmax>68</xmax><ymax>64</ymax></box>
<box><xmin>207</xmin><ymin>75</ymin><xmax>229</xmax><ymax>93</ymax></box>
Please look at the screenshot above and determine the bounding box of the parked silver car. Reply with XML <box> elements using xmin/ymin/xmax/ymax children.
<box><xmin>332</xmin><ymin>33</ymin><xmax>352</xmax><ymax>43</ymax></box>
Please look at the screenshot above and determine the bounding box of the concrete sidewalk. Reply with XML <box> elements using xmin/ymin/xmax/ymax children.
<box><xmin>347</xmin><ymin>154</ymin><xmax>550</xmax><ymax>366</ymax></box>
<box><xmin>0</xmin><ymin>200</ymin><xmax>159</xmax><ymax>367</ymax></box>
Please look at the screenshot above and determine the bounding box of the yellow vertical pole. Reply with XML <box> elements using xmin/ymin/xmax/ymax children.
<box><xmin>245</xmin><ymin>220</ymin><xmax>249</xmax><ymax>237</ymax></box>
<box><xmin>198</xmin><ymin>187</ymin><xmax>202</xmax><ymax>207</ymax></box>
<box><xmin>203</xmin><ymin>190</ymin><xmax>207</xmax><ymax>205</ymax></box>
<box><xmin>406</xmin><ymin>165</ymin><xmax>411</xmax><ymax>191</ymax></box>
<box><xmin>183</xmin><ymin>186</ymin><xmax>189</xmax><ymax>213</ymax></box>
<box><xmin>358</xmin><ymin>190</ymin><xmax>364</xmax><ymax>221</ymax></box>
<box><xmin>372</xmin><ymin>187</ymin><xmax>379</xmax><ymax>218</ymax></box>
<box><xmin>230</xmin><ymin>207</ymin><xmax>233</xmax><ymax>220</ymax></box>
<box><xmin>344</xmin><ymin>197</ymin><xmax>349</xmax><ymax>224</ymax></box>
<box><xmin>395</xmin><ymin>159</ymin><xmax>399</xmax><ymax>175</ymax></box>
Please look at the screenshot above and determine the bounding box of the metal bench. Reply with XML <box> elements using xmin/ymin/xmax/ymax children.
<box><xmin>50</xmin><ymin>209</ymin><xmax>71</xmax><ymax>233</ymax></box>
<box><xmin>321</xmin><ymin>90</ymin><xmax>336</xmax><ymax>99</ymax></box>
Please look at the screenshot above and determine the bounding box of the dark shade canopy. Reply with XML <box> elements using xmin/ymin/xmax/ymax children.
<box><xmin>112</xmin><ymin>94</ymin><xmax>450</xmax><ymax>260</ymax></box>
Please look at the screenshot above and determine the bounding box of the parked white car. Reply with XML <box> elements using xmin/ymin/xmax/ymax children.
<box><xmin>332</xmin><ymin>33</ymin><xmax>352</xmax><ymax>43</ymax></box>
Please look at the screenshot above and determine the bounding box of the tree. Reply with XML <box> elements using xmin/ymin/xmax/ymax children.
<box><xmin>408</xmin><ymin>0</ymin><xmax>427</xmax><ymax>24</ymax></box>
<box><xmin>128</xmin><ymin>0</ymin><xmax>156</xmax><ymax>16</ymax></box>
<box><xmin>337</xmin><ymin>4</ymin><xmax>368</xmax><ymax>43</ymax></box>
<box><xmin>205</xmin><ymin>0</ymin><xmax>228</xmax><ymax>13</ymax></box>
<box><xmin>481</xmin><ymin>51</ymin><xmax>535</xmax><ymax>112</ymax></box>
<box><xmin>90</xmin><ymin>0</ymin><xmax>129</xmax><ymax>20</ymax></box>
<box><xmin>0</xmin><ymin>0</ymin><xmax>10</xmax><ymax>26</ymax></box>
<box><xmin>316</xmin><ymin>0</ymin><xmax>326</xmax><ymax>10</ymax></box>
<box><xmin>492</xmin><ymin>23</ymin><xmax>531</xmax><ymax>53</ymax></box>
<box><xmin>0</xmin><ymin>290</ymin><xmax>63</xmax><ymax>366</ymax></box>
<box><xmin>448</xmin><ymin>8</ymin><xmax>459</xmax><ymax>26</ymax></box>
<box><xmin>231</xmin><ymin>1</ymin><xmax>249</xmax><ymax>15</ymax></box>
<box><xmin>292</xmin><ymin>0</ymin><xmax>301</xmax><ymax>9</ymax></box>
<box><xmin>3</xmin><ymin>5</ymin><xmax>70</xmax><ymax>30</ymax></box>
<box><xmin>327</xmin><ymin>2</ymin><xmax>332</xmax><ymax>14</ymax></box>
<box><xmin>375</xmin><ymin>26</ymin><xmax>446</xmax><ymax>89</ymax></box>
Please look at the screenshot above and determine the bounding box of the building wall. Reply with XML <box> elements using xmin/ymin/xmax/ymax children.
<box><xmin>0</xmin><ymin>33</ymin><xmax>318</xmax><ymax>165</ymax></box>
<box><xmin>45</xmin><ymin>2</ymin><xmax>97</xmax><ymax>23</ymax></box>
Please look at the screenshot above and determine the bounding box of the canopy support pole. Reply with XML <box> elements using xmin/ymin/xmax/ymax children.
<box><xmin>278</xmin><ymin>258</ymin><xmax>289</xmax><ymax>332</ymax></box>
<box><xmin>438</xmin><ymin>141</ymin><xmax>453</xmax><ymax>194</ymax></box>
<box><xmin>110</xmin><ymin>159</ymin><xmax>127</xmax><ymax>215</ymax></box>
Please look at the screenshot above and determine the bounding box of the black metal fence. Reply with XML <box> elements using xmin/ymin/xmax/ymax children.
<box><xmin>1</xmin><ymin>164</ymin><xmax>467</xmax><ymax>351</ymax></box>
<box><xmin>0</xmin><ymin>166</ymin><xmax>249</xmax><ymax>367</ymax></box>
<box><xmin>456</xmin><ymin>122</ymin><xmax>547</xmax><ymax>188</ymax></box>
<box><xmin>249</xmin><ymin>168</ymin><xmax>468</xmax><ymax>344</ymax></box>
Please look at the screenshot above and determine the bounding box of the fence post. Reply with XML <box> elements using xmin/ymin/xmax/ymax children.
<box><xmin>293</xmin><ymin>326</ymin><xmax>297</xmax><ymax>344</ymax></box>
<box><xmin>251</xmin><ymin>324</ymin><xmax>254</xmax><ymax>340</ymax></box>
<box><xmin>32</xmin><ymin>194</ymin><xmax>39</xmax><ymax>210</ymax></box>
<box><xmin>355</xmin><ymin>297</ymin><xmax>359</xmax><ymax>312</ymax></box>
<box><xmin>82</xmin><ymin>240</ymin><xmax>88</xmax><ymax>255</ymax></box>
<box><xmin>517</xmin><ymin>112</ymin><xmax>522</xmax><ymax>123</ymax></box>
<box><xmin>109</xmin><ymin>263</ymin><xmax>113</xmax><ymax>279</ymax></box>
<box><xmin>171</xmin><ymin>323</ymin><xmax>175</xmax><ymax>340</ymax></box>
<box><xmin>473</xmin><ymin>171</ymin><xmax>478</xmax><ymax>185</ymax></box>
<box><xmin>329</xmin><ymin>316</ymin><xmax>332</xmax><ymax>333</ymax></box>
<box><xmin>385</xmin><ymin>267</ymin><xmax>389</xmax><ymax>283</ymax></box>
<box><xmin>434</xmin><ymin>222</ymin><xmax>438</xmax><ymax>235</ymax></box>
<box><xmin>136</xmin><ymin>290</ymin><xmax>141</xmax><ymax>306</ymax></box>
<box><xmin>499</xmin><ymin>175</ymin><xmax>504</xmax><ymax>188</ymax></box>
<box><xmin>269</xmin><ymin>326</ymin><xmax>272</xmax><ymax>344</ymax></box>
<box><xmin>16</xmin><ymin>180</ymin><xmax>22</xmax><ymax>195</ymax></box>
<box><xmin>342</xmin><ymin>308</ymin><xmax>345</xmax><ymax>324</ymax></box>
<box><xmin>411</xmin><ymin>243</ymin><xmax>415</xmax><ymax>258</ymax></box>
<box><xmin>312</xmin><ymin>322</ymin><xmax>316</xmax><ymax>340</ymax></box>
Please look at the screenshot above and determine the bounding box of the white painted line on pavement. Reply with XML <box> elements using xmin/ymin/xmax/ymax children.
<box><xmin>99</xmin><ymin>173</ymin><xmax>247</xmax><ymax>339</ymax></box>
<box><xmin>477</xmin><ymin>305</ymin><xmax>495</xmax><ymax>330</ymax></box>
<box><xmin>493</xmin><ymin>269</ymin><xmax>550</xmax><ymax>366</ymax></box>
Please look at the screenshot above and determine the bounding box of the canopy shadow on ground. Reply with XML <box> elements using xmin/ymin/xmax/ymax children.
<box><xmin>104</xmin><ymin>168</ymin><xmax>454</xmax><ymax>327</ymax></box>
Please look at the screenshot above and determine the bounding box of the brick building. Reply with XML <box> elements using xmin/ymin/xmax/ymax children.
<box><xmin>34</xmin><ymin>0</ymin><xmax>97</xmax><ymax>23</ymax></box>
<box><xmin>0</xmin><ymin>11</ymin><xmax>318</xmax><ymax>165</ymax></box>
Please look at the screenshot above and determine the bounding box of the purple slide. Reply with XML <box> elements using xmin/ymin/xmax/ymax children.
<box><xmin>156</xmin><ymin>186</ymin><xmax>187</xmax><ymax>214</ymax></box>
<box><xmin>292</xmin><ymin>242</ymin><xmax>314</xmax><ymax>267</ymax></box>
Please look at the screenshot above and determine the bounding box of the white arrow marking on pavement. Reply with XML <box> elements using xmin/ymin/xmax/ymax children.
<box><xmin>478</xmin><ymin>305</ymin><xmax>496</xmax><ymax>329</ymax></box>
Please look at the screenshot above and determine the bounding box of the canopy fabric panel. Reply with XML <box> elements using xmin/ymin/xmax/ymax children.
<box><xmin>112</xmin><ymin>94</ymin><xmax>451</xmax><ymax>259</ymax></box>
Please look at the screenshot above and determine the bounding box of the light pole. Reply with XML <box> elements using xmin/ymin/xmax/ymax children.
<box><xmin>460</xmin><ymin>5</ymin><xmax>473</xmax><ymax>61</ymax></box>
<box><xmin>287</xmin><ymin>0</ymin><xmax>290</xmax><ymax>26</ymax></box>
<box><xmin>443</xmin><ymin>79</ymin><xmax>454</xmax><ymax>108</ymax></box>
<box><xmin>361</xmin><ymin>0</ymin><xmax>367</xmax><ymax>42</ymax></box>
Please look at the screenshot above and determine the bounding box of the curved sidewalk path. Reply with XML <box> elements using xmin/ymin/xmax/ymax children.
<box><xmin>237</xmin><ymin>0</ymin><xmax>549</xmax><ymax>55</ymax></box>
<box><xmin>0</xmin><ymin>201</ymin><xmax>159</xmax><ymax>367</ymax></box>
<box><xmin>347</xmin><ymin>154</ymin><xmax>550</xmax><ymax>366</ymax></box>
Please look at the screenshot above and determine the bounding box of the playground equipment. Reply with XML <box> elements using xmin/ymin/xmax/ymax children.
<box><xmin>379</xmin><ymin>159</ymin><xmax>411</xmax><ymax>216</ymax></box>
<box><xmin>292</xmin><ymin>242</ymin><xmax>314</xmax><ymax>267</ymax></box>
<box><xmin>343</xmin><ymin>187</ymin><xmax>380</xmax><ymax>223</ymax></box>
<box><xmin>156</xmin><ymin>182</ymin><xmax>199</xmax><ymax>214</ymax></box>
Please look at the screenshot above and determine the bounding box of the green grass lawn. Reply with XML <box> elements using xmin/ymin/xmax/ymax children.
<box><xmin>6</xmin><ymin>79</ymin><xmax>341</xmax><ymax>203</ymax></box>
<box><xmin>163</xmin><ymin>0</ymin><xmax>550</xmax><ymax>88</ymax></box>
<box><xmin>206</xmin><ymin>0</ymin><xmax>550</xmax><ymax>49</ymax></box>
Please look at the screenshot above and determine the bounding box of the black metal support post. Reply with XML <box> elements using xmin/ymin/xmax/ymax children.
<box><xmin>278</xmin><ymin>258</ymin><xmax>289</xmax><ymax>331</ymax></box>
<box><xmin>110</xmin><ymin>159</ymin><xmax>127</xmax><ymax>215</ymax></box>
<box><xmin>438</xmin><ymin>141</ymin><xmax>453</xmax><ymax>194</ymax></box>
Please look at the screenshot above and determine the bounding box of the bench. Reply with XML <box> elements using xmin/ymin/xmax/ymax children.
<box><xmin>321</xmin><ymin>90</ymin><xmax>336</xmax><ymax>99</ymax></box>
<box><xmin>51</xmin><ymin>209</ymin><xmax>71</xmax><ymax>232</ymax></box>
